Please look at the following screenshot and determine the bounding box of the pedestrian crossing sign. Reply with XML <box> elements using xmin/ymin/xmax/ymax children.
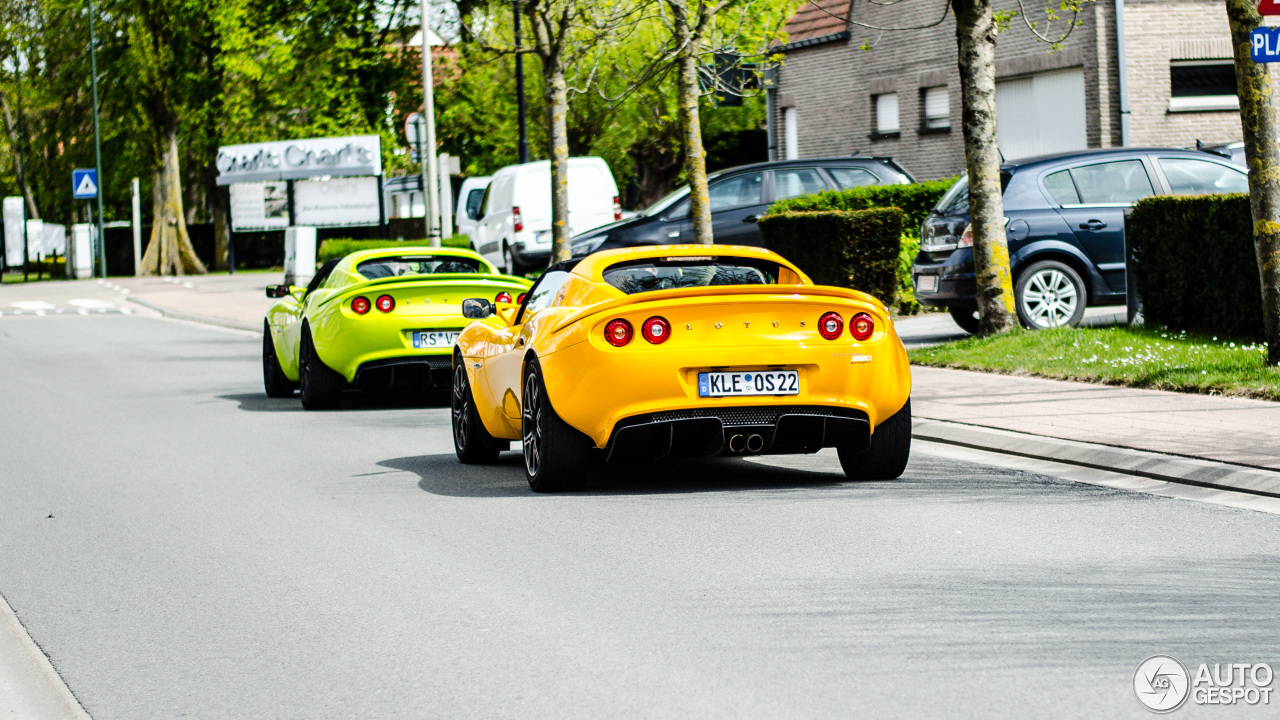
<box><xmin>73</xmin><ymin>168</ymin><xmax>99</xmax><ymax>199</ymax></box>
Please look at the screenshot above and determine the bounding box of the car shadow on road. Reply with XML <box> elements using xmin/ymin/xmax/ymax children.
<box><xmin>381</xmin><ymin>452</ymin><xmax>849</xmax><ymax>498</ymax></box>
<box><xmin>218</xmin><ymin>390</ymin><xmax>450</xmax><ymax>413</ymax></box>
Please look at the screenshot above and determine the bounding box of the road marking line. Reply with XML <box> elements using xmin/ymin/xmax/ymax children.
<box><xmin>0</xmin><ymin>590</ymin><xmax>92</xmax><ymax>720</ymax></box>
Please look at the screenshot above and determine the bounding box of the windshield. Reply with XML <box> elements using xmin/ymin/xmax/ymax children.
<box><xmin>603</xmin><ymin>257</ymin><xmax>779</xmax><ymax>295</ymax></box>
<box><xmin>642</xmin><ymin>186</ymin><xmax>691</xmax><ymax>217</ymax></box>
<box><xmin>356</xmin><ymin>255</ymin><xmax>484</xmax><ymax>279</ymax></box>
<box><xmin>932</xmin><ymin>172</ymin><xmax>1013</xmax><ymax>216</ymax></box>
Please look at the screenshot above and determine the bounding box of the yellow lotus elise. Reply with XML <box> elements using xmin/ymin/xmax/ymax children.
<box><xmin>263</xmin><ymin>247</ymin><xmax>532</xmax><ymax>409</ymax></box>
<box><xmin>450</xmin><ymin>245</ymin><xmax>912</xmax><ymax>492</ymax></box>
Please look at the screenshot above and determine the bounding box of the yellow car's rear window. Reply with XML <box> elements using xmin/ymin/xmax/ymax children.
<box><xmin>357</xmin><ymin>255</ymin><xmax>483</xmax><ymax>279</ymax></box>
<box><xmin>602</xmin><ymin>257</ymin><xmax>780</xmax><ymax>295</ymax></box>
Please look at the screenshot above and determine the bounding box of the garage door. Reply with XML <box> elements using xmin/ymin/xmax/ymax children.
<box><xmin>995</xmin><ymin>67</ymin><xmax>1086</xmax><ymax>162</ymax></box>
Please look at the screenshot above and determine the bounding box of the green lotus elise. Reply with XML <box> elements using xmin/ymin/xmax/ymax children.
<box><xmin>262</xmin><ymin>246</ymin><xmax>533</xmax><ymax>409</ymax></box>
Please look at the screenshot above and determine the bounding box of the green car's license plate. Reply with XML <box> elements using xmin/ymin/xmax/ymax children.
<box><xmin>412</xmin><ymin>331</ymin><xmax>459</xmax><ymax>349</ymax></box>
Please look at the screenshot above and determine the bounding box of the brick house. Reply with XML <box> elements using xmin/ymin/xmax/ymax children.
<box><xmin>769</xmin><ymin>0</ymin><xmax>1246</xmax><ymax>180</ymax></box>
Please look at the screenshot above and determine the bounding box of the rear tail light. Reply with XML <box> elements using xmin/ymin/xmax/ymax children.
<box><xmin>351</xmin><ymin>296</ymin><xmax>371</xmax><ymax>315</ymax></box>
<box><xmin>516</xmin><ymin>293</ymin><xmax>527</xmax><ymax>305</ymax></box>
<box><xmin>375</xmin><ymin>295</ymin><xmax>395</xmax><ymax>313</ymax></box>
<box><xmin>851</xmin><ymin>312</ymin><xmax>875</xmax><ymax>341</ymax></box>
<box><xmin>818</xmin><ymin>312</ymin><xmax>843</xmax><ymax>340</ymax></box>
<box><xmin>613</xmin><ymin>196</ymin><xmax>622</xmax><ymax>221</ymax></box>
<box><xmin>512</xmin><ymin>206</ymin><xmax>523</xmax><ymax>232</ymax></box>
<box><xmin>641</xmin><ymin>316</ymin><xmax>671</xmax><ymax>344</ymax></box>
<box><xmin>958</xmin><ymin>224</ymin><xmax>973</xmax><ymax>248</ymax></box>
<box><xmin>604</xmin><ymin>318</ymin><xmax>633</xmax><ymax>347</ymax></box>
<box><xmin>495</xmin><ymin>292</ymin><xmax>513</xmax><ymax>303</ymax></box>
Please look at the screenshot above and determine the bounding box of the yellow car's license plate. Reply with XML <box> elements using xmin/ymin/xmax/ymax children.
<box><xmin>698</xmin><ymin>370</ymin><xmax>799</xmax><ymax>397</ymax></box>
<box><xmin>412</xmin><ymin>331</ymin><xmax>459</xmax><ymax>349</ymax></box>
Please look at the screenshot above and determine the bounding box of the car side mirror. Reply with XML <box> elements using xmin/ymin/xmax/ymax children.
<box><xmin>461</xmin><ymin>298</ymin><xmax>494</xmax><ymax>319</ymax></box>
<box><xmin>266</xmin><ymin>285</ymin><xmax>291</xmax><ymax>298</ymax></box>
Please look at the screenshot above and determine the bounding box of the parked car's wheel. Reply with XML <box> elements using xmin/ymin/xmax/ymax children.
<box><xmin>522</xmin><ymin>358</ymin><xmax>591</xmax><ymax>492</ymax></box>
<box><xmin>452</xmin><ymin>357</ymin><xmax>502</xmax><ymax>464</ymax></box>
<box><xmin>299</xmin><ymin>325</ymin><xmax>345</xmax><ymax>410</ymax></box>
<box><xmin>1015</xmin><ymin>260</ymin><xmax>1086</xmax><ymax>330</ymax></box>
<box><xmin>503</xmin><ymin>244</ymin><xmax>526</xmax><ymax>276</ymax></box>
<box><xmin>948</xmin><ymin>307</ymin><xmax>981</xmax><ymax>335</ymax></box>
<box><xmin>838</xmin><ymin>399</ymin><xmax>911</xmax><ymax>480</ymax></box>
<box><xmin>262</xmin><ymin>321</ymin><xmax>296</xmax><ymax>398</ymax></box>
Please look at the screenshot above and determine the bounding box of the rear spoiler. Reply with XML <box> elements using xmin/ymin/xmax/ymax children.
<box><xmin>551</xmin><ymin>284</ymin><xmax>881</xmax><ymax>334</ymax></box>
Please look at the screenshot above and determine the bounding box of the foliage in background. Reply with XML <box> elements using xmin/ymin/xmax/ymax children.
<box><xmin>766</xmin><ymin>178</ymin><xmax>956</xmax><ymax>236</ymax></box>
<box><xmin>911</xmin><ymin>326</ymin><xmax>1280</xmax><ymax>401</ymax></box>
<box><xmin>1127</xmin><ymin>194</ymin><xmax>1263</xmax><ymax>340</ymax></box>
<box><xmin>757</xmin><ymin>208</ymin><xmax>903</xmax><ymax>307</ymax></box>
<box><xmin>317</xmin><ymin>235</ymin><xmax>470</xmax><ymax>263</ymax></box>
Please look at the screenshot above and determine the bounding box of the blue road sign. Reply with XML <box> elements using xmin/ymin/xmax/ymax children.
<box><xmin>72</xmin><ymin>168</ymin><xmax>99</xmax><ymax>199</ymax></box>
<box><xmin>1251</xmin><ymin>27</ymin><xmax>1280</xmax><ymax>63</ymax></box>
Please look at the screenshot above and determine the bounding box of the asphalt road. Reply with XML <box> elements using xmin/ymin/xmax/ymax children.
<box><xmin>2</xmin><ymin>314</ymin><xmax>1278</xmax><ymax>719</ymax></box>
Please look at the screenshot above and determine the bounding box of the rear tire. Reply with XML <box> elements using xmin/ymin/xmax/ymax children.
<box><xmin>522</xmin><ymin>358</ymin><xmax>591</xmax><ymax>492</ymax></box>
<box><xmin>503</xmin><ymin>244</ymin><xmax>524</xmax><ymax>276</ymax></box>
<box><xmin>299</xmin><ymin>325</ymin><xmax>346</xmax><ymax>410</ymax></box>
<box><xmin>839</xmin><ymin>399</ymin><xmax>911</xmax><ymax>480</ymax></box>
<box><xmin>452</xmin><ymin>356</ymin><xmax>502</xmax><ymax>464</ymax></box>
<box><xmin>948</xmin><ymin>307</ymin><xmax>981</xmax><ymax>335</ymax></box>
<box><xmin>262</xmin><ymin>321</ymin><xmax>296</xmax><ymax>398</ymax></box>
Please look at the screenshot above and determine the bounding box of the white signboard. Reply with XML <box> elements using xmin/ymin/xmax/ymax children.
<box><xmin>216</xmin><ymin>135</ymin><xmax>382</xmax><ymax>185</ymax></box>
<box><xmin>229</xmin><ymin>182</ymin><xmax>291</xmax><ymax>231</ymax></box>
<box><xmin>294</xmin><ymin>176</ymin><xmax>381</xmax><ymax>228</ymax></box>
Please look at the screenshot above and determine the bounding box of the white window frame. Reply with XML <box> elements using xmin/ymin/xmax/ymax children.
<box><xmin>922</xmin><ymin>86</ymin><xmax>950</xmax><ymax>130</ymax></box>
<box><xmin>783</xmin><ymin>108</ymin><xmax>798</xmax><ymax>160</ymax></box>
<box><xmin>874</xmin><ymin>93</ymin><xmax>899</xmax><ymax>135</ymax></box>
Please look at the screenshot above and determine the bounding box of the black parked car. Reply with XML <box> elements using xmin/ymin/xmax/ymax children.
<box><xmin>571</xmin><ymin>156</ymin><xmax>915</xmax><ymax>256</ymax></box>
<box><xmin>911</xmin><ymin>147</ymin><xmax>1249</xmax><ymax>333</ymax></box>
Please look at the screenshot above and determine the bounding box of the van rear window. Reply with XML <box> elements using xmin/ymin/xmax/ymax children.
<box><xmin>602</xmin><ymin>257</ymin><xmax>780</xmax><ymax>295</ymax></box>
<box><xmin>357</xmin><ymin>256</ymin><xmax>483</xmax><ymax>279</ymax></box>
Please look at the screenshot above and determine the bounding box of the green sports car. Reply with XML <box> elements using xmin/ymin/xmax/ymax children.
<box><xmin>262</xmin><ymin>246</ymin><xmax>533</xmax><ymax>409</ymax></box>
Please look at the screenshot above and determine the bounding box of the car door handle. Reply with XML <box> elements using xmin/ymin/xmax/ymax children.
<box><xmin>1079</xmin><ymin>220</ymin><xmax>1107</xmax><ymax>230</ymax></box>
<box><xmin>743</xmin><ymin>215</ymin><xmax>760</xmax><ymax>223</ymax></box>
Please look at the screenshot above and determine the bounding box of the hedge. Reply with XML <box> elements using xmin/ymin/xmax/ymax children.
<box><xmin>1127</xmin><ymin>194</ymin><xmax>1263</xmax><ymax>339</ymax></box>
<box><xmin>767</xmin><ymin>177</ymin><xmax>956</xmax><ymax>235</ymax></box>
<box><xmin>757</xmin><ymin>208</ymin><xmax>904</xmax><ymax>306</ymax></box>
<box><xmin>317</xmin><ymin>236</ymin><xmax>469</xmax><ymax>263</ymax></box>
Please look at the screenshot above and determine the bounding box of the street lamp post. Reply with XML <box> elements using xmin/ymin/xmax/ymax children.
<box><xmin>88</xmin><ymin>0</ymin><xmax>106</xmax><ymax>277</ymax></box>
<box><xmin>513</xmin><ymin>0</ymin><xmax>529</xmax><ymax>164</ymax></box>
<box><xmin>419</xmin><ymin>0</ymin><xmax>441</xmax><ymax>246</ymax></box>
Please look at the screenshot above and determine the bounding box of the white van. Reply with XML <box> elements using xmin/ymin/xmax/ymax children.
<box><xmin>454</xmin><ymin>176</ymin><xmax>491</xmax><ymax>243</ymax></box>
<box><xmin>473</xmin><ymin>157</ymin><xmax>620</xmax><ymax>274</ymax></box>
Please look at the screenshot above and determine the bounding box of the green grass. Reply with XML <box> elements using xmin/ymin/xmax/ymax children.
<box><xmin>909</xmin><ymin>326</ymin><xmax>1280</xmax><ymax>400</ymax></box>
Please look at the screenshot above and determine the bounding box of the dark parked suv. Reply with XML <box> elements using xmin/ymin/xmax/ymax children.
<box><xmin>572</xmin><ymin>156</ymin><xmax>914</xmax><ymax>255</ymax></box>
<box><xmin>911</xmin><ymin>148</ymin><xmax>1248</xmax><ymax>333</ymax></box>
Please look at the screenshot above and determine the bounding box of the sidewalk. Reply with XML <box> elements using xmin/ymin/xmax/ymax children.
<box><xmin>114</xmin><ymin>272</ymin><xmax>278</xmax><ymax>331</ymax></box>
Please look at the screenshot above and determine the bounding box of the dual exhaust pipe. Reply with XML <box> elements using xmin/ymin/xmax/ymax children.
<box><xmin>728</xmin><ymin>433</ymin><xmax>765</xmax><ymax>454</ymax></box>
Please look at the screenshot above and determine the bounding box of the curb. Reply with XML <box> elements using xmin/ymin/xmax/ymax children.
<box><xmin>126</xmin><ymin>297</ymin><xmax>259</xmax><ymax>333</ymax></box>
<box><xmin>913</xmin><ymin>418</ymin><xmax>1280</xmax><ymax>499</ymax></box>
<box><xmin>0</xmin><ymin>591</ymin><xmax>92</xmax><ymax>720</ymax></box>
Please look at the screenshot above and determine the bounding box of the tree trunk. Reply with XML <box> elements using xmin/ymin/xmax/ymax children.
<box><xmin>953</xmin><ymin>0</ymin><xmax>1016</xmax><ymax>334</ymax></box>
<box><xmin>140</xmin><ymin>127</ymin><xmax>207</xmax><ymax>276</ymax></box>
<box><xmin>545</xmin><ymin>62</ymin><xmax>572</xmax><ymax>263</ymax></box>
<box><xmin>669</xmin><ymin>0</ymin><xmax>713</xmax><ymax>245</ymax></box>
<box><xmin>1227</xmin><ymin>1</ymin><xmax>1280</xmax><ymax>365</ymax></box>
<box><xmin>0</xmin><ymin>91</ymin><xmax>40</xmax><ymax>220</ymax></box>
<box><xmin>209</xmin><ymin>164</ymin><xmax>230</xmax><ymax>270</ymax></box>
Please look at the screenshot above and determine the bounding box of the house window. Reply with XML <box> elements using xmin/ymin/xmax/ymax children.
<box><xmin>784</xmin><ymin>108</ymin><xmax>798</xmax><ymax>159</ymax></box>
<box><xmin>1169</xmin><ymin>60</ymin><xmax>1238</xmax><ymax>113</ymax></box>
<box><xmin>921</xmin><ymin>86</ymin><xmax>950</xmax><ymax>131</ymax></box>
<box><xmin>873</xmin><ymin>93</ymin><xmax>899</xmax><ymax>138</ymax></box>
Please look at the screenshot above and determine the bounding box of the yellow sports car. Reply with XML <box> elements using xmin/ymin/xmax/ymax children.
<box><xmin>263</xmin><ymin>246</ymin><xmax>532</xmax><ymax>409</ymax></box>
<box><xmin>450</xmin><ymin>245</ymin><xmax>912</xmax><ymax>491</ymax></box>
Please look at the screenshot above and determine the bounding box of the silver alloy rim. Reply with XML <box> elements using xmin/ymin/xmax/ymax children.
<box><xmin>1021</xmin><ymin>268</ymin><xmax>1079</xmax><ymax>329</ymax></box>
<box><xmin>452</xmin><ymin>362</ymin><xmax>469</xmax><ymax>449</ymax></box>
<box><xmin>522</xmin><ymin>373</ymin><xmax>541</xmax><ymax>477</ymax></box>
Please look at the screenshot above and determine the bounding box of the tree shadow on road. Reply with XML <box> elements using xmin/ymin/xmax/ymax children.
<box><xmin>380</xmin><ymin>452</ymin><xmax>849</xmax><ymax>498</ymax></box>
<box><xmin>218</xmin><ymin>390</ymin><xmax>450</xmax><ymax>413</ymax></box>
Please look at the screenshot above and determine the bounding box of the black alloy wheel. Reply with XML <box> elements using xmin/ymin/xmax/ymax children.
<box><xmin>298</xmin><ymin>325</ymin><xmax>345</xmax><ymax>410</ymax></box>
<box><xmin>838</xmin><ymin>399</ymin><xmax>912</xmax><ymax>480</ymax></box>
<box><xmin>452</xmin><ymin>358</ymin><xmax>501</xmax><ymax>463</ymax></box>
<box><xmin>503</xmin><ymin>244</ymin><xmax>523</xmax><ymax>276</ymax></box>
<box><xmin>262</xmin><ymin>321</ymin><xmax>296</xmax><ymax>398</ymax></box>
<box><xmin>521</xmin><ymin>359</ymin><xmax>590</xmax><ymax>492</ymax></box>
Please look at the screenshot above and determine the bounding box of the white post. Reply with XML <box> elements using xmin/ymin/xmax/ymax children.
<box><xmin>439</xmin><ymin>152</ymin><xmax>453</xmax><ymax>240</ymax></box>
<box><xmin>419</xmin><ymin>0</ymin><xmax>441</xmax><ymax>246</ymax></box>
<box><xmin>130</xmin><ymin>177</ymin><xmax>142</xmax><ymax>275</ymax></box>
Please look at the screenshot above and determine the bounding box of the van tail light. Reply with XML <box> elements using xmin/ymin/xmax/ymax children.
<box><xmin>375</xmin><ymin>295</ymin><xmax>395</xmax><ymax>313</ymax></box>
<box><xmin>851</xmin><ymin>312</ymin><xmax>875</xmax><ymax>341</ymax></box>
<box><xmin>641</xmin><ymin>316</ymin><xmax>671</xmax><ymax>344</ymax></box>
<box><xmin>818</xmin><ymin>312</ymin><xmax>843</xmax><ymax>340</ymax></box>
<box><xmin>516</xmin><ymin>293</ymin><xmax>527</xmax><ymax>305</ymax></box>
<box><xmin>351</xmin><ymin>296</ymin><xmax>371</xmax><ymax>315</ymax></box>
<box><xmin>604</xmin><ymin>318</ymin><xmax>633</xmax><ymax>347</ymax></box>
<box><xmin>495</xmin><ymin>292</ymin><xmax>513</xmax><ymax>304</ymax></box>
<box><xmin>613</xmin><ymin>196</ymin><xmax>622</xmax><ymax>221</ymax></box>
<box><xmin>513</xmin><ymin>206</ymin><xmax>523</xmax><ymax>232</ymax></box>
